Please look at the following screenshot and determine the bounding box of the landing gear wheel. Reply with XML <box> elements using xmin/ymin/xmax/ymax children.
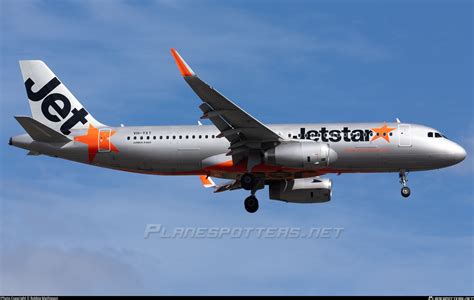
<box><xmin>401</xmin><ymin>186</ymin><xmax>411</xmax><ymax>198</ymax></box>
<box><xmin>241</xmin><ymin>173</ymin><xmax>256</xmax><ymax>191</ymax></box>
<box><xmin>244</xmin><ymin>196</ymin><xmax>259</xmax><ymax>213</ymax></box>
<box><xmin>399</xmin><ymin>170</ymin><xmax>411</xmax><ymax>198</ymax></box>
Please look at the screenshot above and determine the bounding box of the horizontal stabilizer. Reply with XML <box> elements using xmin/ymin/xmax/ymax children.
<box><xmin>15</xmin><ymin>116</ymin><xmax>71</xmax><ymax>143</ymax></box>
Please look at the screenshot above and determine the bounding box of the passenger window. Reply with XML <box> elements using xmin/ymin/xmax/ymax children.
<box><xmin>199</xmin><ymin>135</ymin><xmax>202</xmax><ymax>139</ymax></box>
<box><xmin>186</xmin><ymin>135</ymin><xmax>189</xmax><ymax>139</ymax></box>
<box><xmin>179</xmin><ymin>136</ymin><xmax>182</xmax><ymax>139</ymax></box>
<box><xmin>160</xmin><ymin>136</ymin><xmax>163</xmax><ymax>140</ymax></box>
<box><xmin>205</xmin><ymin>135</ymin><xmax>208</xmax><ymax>139</ymax></box>
<box><xmin>153</xmin><ymin>136</ymin><xmax>156</xmax><ymax>140</ymax></box>
<box><xmin>133</xmin><ymin>136</ymin><xmax>137</xmax><ymax>140</ymax></box>
<box><xmin>146</xmin><ymin>136</ymin><xmax>150</xmax><ymax>140</ymax></box>
<box><xmin>166</xmin><ymin>136</ymin><xmax>169</xmax><ymax>139</ymax></box>
<box><xmin>212</xmin><ymin>135</ymin><xmax>215</xmax><ymax>138</ymax></box>
<box><xmin>173</xmin><ymin>136</ymin><xmax>176</xmax><ymax>139</ymax></box>
<box><xmin>140</xmin><ymin>136</ymin><xmax>143</xmax><ymax>140</ymax></box>
<box><xmin>127</xmin><ymin>136</ymin><xmax>130</xmax><ymax>140</ymax></box>
<box><xmin>192</xmin><ymin>135</ymin><xmax>195</xmax><ymax>139</ymax></box>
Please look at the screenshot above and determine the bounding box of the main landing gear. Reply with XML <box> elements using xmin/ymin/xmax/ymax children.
<box><xmin>399</xmin><ymin>170</ymin><xmax>411</xmax><ymax>198</ymax></box>
<box><xmin>241</xmin><ymin>173</ymin><xmax>261</xmax><ymax>213</ymax></box>
<box><xmin>244</xmin><ymin>195</ymin><xmax>259</xmax><ymax>213</ymax></box>
<box><xmin>241</xmin><ymin>173</ymin><xmax>258</xmax><ymax>190</ymax></box>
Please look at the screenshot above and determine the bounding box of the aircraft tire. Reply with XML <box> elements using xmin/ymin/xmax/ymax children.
<box><xmin>244</xmin><ymin>196</ymin><xmax>259</xmax><ymax>213</ymax></box>
<box><xmin>401</xmin><ymin>186</ymin><xmax>411</xmax><ymax>198</ymax></box>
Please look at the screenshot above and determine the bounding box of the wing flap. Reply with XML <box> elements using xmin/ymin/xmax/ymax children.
<box><xmin>214</xmin><ymin>179</ymin><xmax>241</xmax><ymax>193</ymax></box>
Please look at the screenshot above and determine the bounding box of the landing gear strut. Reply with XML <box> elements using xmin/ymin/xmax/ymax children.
<box><xmin>399</xmin><ymin>170</ymin><xmax>411</xmax><ymax>198</ymax></box>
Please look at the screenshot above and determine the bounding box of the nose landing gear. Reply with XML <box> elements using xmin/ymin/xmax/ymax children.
<box><xmin>401</xmin><ymin>186</ymin><xmax>411</xmax><ymax>198</ymax></box>
<box><xmin>399</xmin><ymin>170</ymin><xmax>411</xmax><ymax>198</ymax></box>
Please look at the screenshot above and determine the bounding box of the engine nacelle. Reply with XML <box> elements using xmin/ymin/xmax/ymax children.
<box><xmin>269</xmin><ymin>177</ymin><xmax>332</xmax><ymax>203</ymax></box>
<box><xmin>264</xmin><ymin>141</ymin><xmax>337</xmax><ymax>170</ymax></box>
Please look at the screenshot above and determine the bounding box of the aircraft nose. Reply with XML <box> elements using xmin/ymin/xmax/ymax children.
<box><xmin>448</xmin><ymin>142</ymin><xmax>467</xmax><ymax>164</ymax></box>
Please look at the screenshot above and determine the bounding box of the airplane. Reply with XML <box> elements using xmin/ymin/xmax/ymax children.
<box><xmin>9</xmin><ymin>49</ymin><xmax>467</xmax><ymax>213</ymax></box>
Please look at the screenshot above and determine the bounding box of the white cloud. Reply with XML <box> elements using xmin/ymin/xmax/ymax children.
<box><xmin>1</xmin><ymin>245</ymin><xmax>143</xmax><ymax>295</ymax></box>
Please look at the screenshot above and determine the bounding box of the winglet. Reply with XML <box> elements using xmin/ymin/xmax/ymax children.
<box><xmin>171</xmin><ymin>48</ymin><xmax>195</xmax><ymax>77</ymax></box>
<box><xmin>199</xmin><ymin>175</ymin><xmax>216</xmax><ymax>188</ymax></box>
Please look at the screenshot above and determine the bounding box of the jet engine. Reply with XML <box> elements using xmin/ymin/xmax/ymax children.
<box><xmin>263</xmin><ymin>141</ymin><xmax>337</xmax><ymax>170</ymax></box>
<box><xmin>269</xmin><ymin>177</ymin><xmax>332</xmax><ymax>203</ymax></box>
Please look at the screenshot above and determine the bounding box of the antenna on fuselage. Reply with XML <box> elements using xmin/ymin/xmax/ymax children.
<box><xmin>396</xmin><ymin>118</ymin><xmax>401</xmax><ymax>123</ymax></box>
<box><xmin>198</xmin><ymin>120</ymin><xmax>203</xmax><ymax>126</ymax></box>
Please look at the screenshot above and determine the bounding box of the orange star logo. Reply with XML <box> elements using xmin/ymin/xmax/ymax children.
<box><xmin>370</xmin><ymin>123</ymin><xmax>396</xmax><ymax>143</ymax></box>
<box><xmin>74</xmin><ymin>124</ymin><xmax>119</xmax><ymax>163</ymax></box>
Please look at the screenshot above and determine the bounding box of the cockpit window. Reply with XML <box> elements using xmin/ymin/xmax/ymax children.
<box><xmin>428</xmin><ymin>131</ymin><xmax>445</xmax><ymax>138</ymax></box>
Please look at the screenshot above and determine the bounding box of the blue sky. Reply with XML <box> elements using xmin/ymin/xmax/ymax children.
<box><xmin>1</xmin><ymin>0</ymin><xmax>473</xmax><ymax>295</ymax></box>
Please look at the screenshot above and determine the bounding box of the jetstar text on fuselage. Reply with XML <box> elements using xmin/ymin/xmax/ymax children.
<box><xmin>297</xmin><ymin>127</ymin><xmax>391</xmax><ymax>143</ymax></box>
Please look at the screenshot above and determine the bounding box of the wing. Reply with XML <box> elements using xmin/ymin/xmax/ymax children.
<box><xmin>199</xmin><ymin>175</ymin><xmax>216</xmax><ymax>188</ymax></box>
<box><xmin>199</xmin><ymin>175</ymin><xmax>241</xmax><ymax>193</ymax></box>
<box><xmin>171</xmin><ymin>49</ymin><xmax>283</xmax><ymax>162</ymax></box>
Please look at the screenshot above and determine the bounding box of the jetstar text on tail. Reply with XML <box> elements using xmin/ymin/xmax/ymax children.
<box><xmin>25</xmin><ymin>77</ymin><xmax>89</xmax><ymax>135</ymax></box>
